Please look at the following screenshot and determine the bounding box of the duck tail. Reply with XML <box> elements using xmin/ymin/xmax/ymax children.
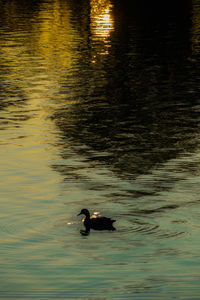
<box><xmin>111</xmin><ymin>226</ymin><xmax>116</xmax><ymax>231</ymax></box>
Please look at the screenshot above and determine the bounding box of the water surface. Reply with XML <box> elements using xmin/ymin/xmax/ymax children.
<box><xmin>1</xmin><ymin>0</ymin><xmax>200</xmax><ymax>298</ymax></box>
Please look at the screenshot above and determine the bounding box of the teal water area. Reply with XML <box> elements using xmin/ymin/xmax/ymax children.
<box><xmin>1</xmin><ymin>0</ymin><xmax>200</xmax><ymax>298</ymax></box>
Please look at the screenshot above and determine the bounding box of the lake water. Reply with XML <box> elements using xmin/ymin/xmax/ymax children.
<box><xmin>1</xmin><ymin>0</ymin><xmax>200</xmax><ymax>298</ymax></box>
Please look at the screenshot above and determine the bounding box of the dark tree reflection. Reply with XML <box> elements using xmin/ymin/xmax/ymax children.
<box><xmin>51</xmin><ymin>0</ymin><xmax>200</xmax><ymax>180</ymax></box>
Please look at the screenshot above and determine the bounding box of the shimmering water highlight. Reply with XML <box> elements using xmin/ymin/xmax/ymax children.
<box><xmin>1</xmin><ymin>0</ymin><xmax>200</xmax><ymax>299</ymax></box>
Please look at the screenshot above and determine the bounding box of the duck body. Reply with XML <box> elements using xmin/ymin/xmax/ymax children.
<box><xmin>78</xmin><ymin>209</ymin><xmax>116</xmax><ymax>233</ymax></box>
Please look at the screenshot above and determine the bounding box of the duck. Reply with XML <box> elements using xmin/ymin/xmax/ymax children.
<box><xmin>77</xmin><ymin>208</ymin><xmax>116</xmax><ymax>234</ymax></box>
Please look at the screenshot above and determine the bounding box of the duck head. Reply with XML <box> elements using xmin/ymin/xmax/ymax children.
<box><xmin>77</xmin><ymin>208</ymin><xmax>90</xmax><ymax>217</ymax></box>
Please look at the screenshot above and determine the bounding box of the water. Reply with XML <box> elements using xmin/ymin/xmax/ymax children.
<box><xmin>0</xmin><ymin>0</ymin><xmax>200</xmax><ymax>298</ymax></box>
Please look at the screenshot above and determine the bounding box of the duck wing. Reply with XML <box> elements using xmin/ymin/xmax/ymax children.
<box><xmin>89</xmin><ymin>216</ymin><xmax>116</xmax><ymax>230</ymax></box>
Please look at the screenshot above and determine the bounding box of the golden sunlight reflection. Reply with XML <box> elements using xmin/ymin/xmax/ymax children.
<box><xmin>0</xmin><ymin>0</ymin><xmax>81</xmax><ymax>180</ymax></box>
<box><xmin>34</xmin><ymin>0</ymin><xmax>78</xmax><ymax>72</ymax></box>
<box><xmin>0</xmin><ymin>0</ymin><xmax>80</xmax><ymax>115</ymax></box>
<box><xmin>90</xmin><ymin>0</ymin><xmax>114</xmax><ymax>55</ymax></box>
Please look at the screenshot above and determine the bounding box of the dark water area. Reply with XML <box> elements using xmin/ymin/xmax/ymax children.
<box><xmin>1</xmin><ymin>0</ymin><xmax>200</xmax><ymax>299</ymax></box>
<box><xmin>53</xmin><ymin>0</ymin><xmax>199</xmax><ymax>178</ymax></box>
